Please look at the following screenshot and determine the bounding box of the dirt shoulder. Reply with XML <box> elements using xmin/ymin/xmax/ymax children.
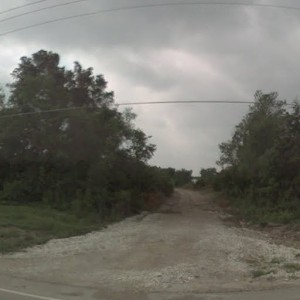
<box><xmin>1</xmin><ymin>189</ymin><xmax>300</xmax><ymax>294</ymax></box>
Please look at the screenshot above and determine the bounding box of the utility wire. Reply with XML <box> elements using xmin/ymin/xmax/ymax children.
<box><xmin>0</xmin><ymin>106</ymin><xmax>83</xmax><ymax>119</ymax></box>
<box><xmin>0</xmin><ymin>100</ymin><xmax>296</xmax><ymax>119</ymax></box>
<box><xmin>0</xmin><ymin>0</ymin><xmax>87</xmax><ymax>24</ymax></box>
<box><xmin>0</xmin><ymin>99</ymin><xmax>295</xmax><ymax>119</ymax></box>
<box><xmin>1</xmin><ymin>1</ymin><xmax>300</xmax><ymax>37</ymax></box>
<box><xmin>116</xmin><ymin>100</ymin><xmax>255</xmax><ymax>106</ymax></box>
<box><xmin>0</xmin><ymin>0</ymin><xmax>51</xmax><ymax>15</ymax></box>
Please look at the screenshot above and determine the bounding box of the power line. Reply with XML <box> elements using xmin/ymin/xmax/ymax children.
<box><xmin>116</xmin><ymin>100</ymin><xmax>296</xmax><ymax>107</ymax></box>
<box><xmin>0</xmin><ymin>0</ymin><xmax>51</xmax><ymax>16</ymax></box>
<box><xmin>0</xmin><ymin>99</ymin><xmax>295</xmax><ymax>119</ymax></box>
<box><xmin>116</xmin><ymin>100</ymin><xmax>255</xmax><ymax>106</ymax></box>
<box><xmin>1</xmin><ymin>1</ymin><xmax>300</xmax><ymax>37</ymax></box>
<box><xmin>0</xmin><ymin>0</ymin><xmax>87</xmax><ymax>24</ymax></box>
<box><xmin>0</xmin><ymin>106</ymin><xmax>83</xmax><ymax>119</ymax></box>
<box><xmin>0</xmin><ymin>100</ymin><xmax>296</xmax><ymax>119</ymax></box>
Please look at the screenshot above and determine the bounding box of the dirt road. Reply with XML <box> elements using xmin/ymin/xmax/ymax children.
<box><xmin>1</xmin><ymin>189</ymin><xmax>300</xmax><ymax>299</ymax></box>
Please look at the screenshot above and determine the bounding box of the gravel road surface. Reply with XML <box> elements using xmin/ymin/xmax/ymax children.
<box><xmin>1</xmin><ymin>189</ymin><xmax>300</xmax><ymax>299</ymax></box>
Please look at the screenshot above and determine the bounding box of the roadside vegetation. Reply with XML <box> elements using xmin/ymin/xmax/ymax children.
<box><xmin>195</xmin><ymin>91</ymin><xmax>300</xmax><ymax>224</ymax></box>
<box><xmin>0</xmin><ymin>49</ymin><xmax>183</xmax><ymax>253</ymax></box>
<box><xmin>3</xmin><ymin>51</ymin><xmax>298</xmax><ymax>253</ymax></box>
<box><xmin>162</xmin><ymin>168</ymin><xmax>193</xmax><ymax>187</ymax></box>
<box><xmin>0</xmin><ymin>204</ymin><xmax>103</xmax><ymax>253</ymax></box>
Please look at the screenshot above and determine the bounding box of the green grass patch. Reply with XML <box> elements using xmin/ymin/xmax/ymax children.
<box><xmin>227</xmin><ymin>195</ymin><xmax>300</xmax><ymax>225</ymax></box>
<box><xmin>0</xmin><ymin>204</ymin><xmax>103</xmax><ymax>254</ymax></box>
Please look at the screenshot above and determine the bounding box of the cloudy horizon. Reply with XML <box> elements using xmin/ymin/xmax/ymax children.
<box><xmin>1</xmin><ymin>0</ymin><xmax>300</xmax><ymax>174</ymax></box>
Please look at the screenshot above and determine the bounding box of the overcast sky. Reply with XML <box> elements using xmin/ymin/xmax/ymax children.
<box><xmin>0</xmin><ymin>0</ymin><xmax>300</xmax><ymax>173</ymax></box>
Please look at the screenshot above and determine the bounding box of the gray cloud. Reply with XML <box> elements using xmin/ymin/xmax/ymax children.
<box><xmin>1</xmin><ymin>0</ymin><xmax>300</xmax><ymax>173</ymax></box>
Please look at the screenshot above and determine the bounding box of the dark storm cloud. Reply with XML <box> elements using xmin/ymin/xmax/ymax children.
<box><xmin>1</xmin><ymin>0</ymin><xmax>300</xmax><ymax>172</ymax></box>
<box><xmin>2</xmin><ymin>0</ymin><xmax>252</xmax><ymax>50</ymax></box>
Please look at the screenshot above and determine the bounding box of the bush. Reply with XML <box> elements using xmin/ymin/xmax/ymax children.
<box><xmin>1</xmin><ymin>180</ymin><xmax>32</xmax><ymax>203</ymax></box>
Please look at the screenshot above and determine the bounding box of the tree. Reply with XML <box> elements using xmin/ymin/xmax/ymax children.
<box><xmin>173</xmin><ymin>169</ymin><xmax>193</xmax><ymax>186</ymax></box>
<box><xmin>0</xmin><ymin>88</ymin><xmax>5</xmax><ymax>108</ymax></box>
<box><xmin>216</xmin><ymin>91</ymin><xmax>300</xmax><ymax>223</ymax></box>
<box><xmin>268</xmin><ymin>102</ymin><xmax>300</xmax><ymax>202</ymax></box>
<box><xmin>0</xmin><ymin>50</ymin><xmax>173</xmax><ymax>216</ymax></box>
<box><xmin>198</xmin><ymin>168</ymin><xmax>217</xmax><ymax>186</ymax></box>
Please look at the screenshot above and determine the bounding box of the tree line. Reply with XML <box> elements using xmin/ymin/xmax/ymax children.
<box><xmin>4</xmin><ymin>51</ymin><xmax>295</xmax><ymax>224</ymax></box>
<box><xmin>0</xmin><ymin>50</ymin><xmax>182</xmax><ymax>219</ymax></box>
<box><xmin>196</xmin><ymin>91</ymin><xmax>300</xmax><ymax>223</ymax></box>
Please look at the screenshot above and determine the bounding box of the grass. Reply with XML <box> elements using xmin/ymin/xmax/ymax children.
<box><xmin>0</xmin><ymin>204</ymin><xmax>103</xmax><ymax>254</ymax></box>
<box><xmin>226</xmin><ymin>195</ymin><xmax>300</xmax><ymax>225</ymax></box>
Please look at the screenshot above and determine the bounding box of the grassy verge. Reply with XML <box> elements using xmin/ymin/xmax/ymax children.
<box><xmin>207</xmin><ymin>188</ymin><xmax>298</xmax><ymax>225</ymax></box>
<box><xmin>0</xmin><ymin>204</ymin><xmax>104</xmax><ymax>254</ymax></box>
<box><xmin>0</xmin><ymin>192</ymin><xmax>170</xmax><ymax>254</ymax></box>
<box><xmin>227</xmin><ymin>196</ymin><xmax>300</xmax><ymax>225</ymax></box>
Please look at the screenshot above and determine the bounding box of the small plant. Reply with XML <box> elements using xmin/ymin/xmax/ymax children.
<box><xmin>251</xmin><ymin>269</ymin><xmax>274</xmax><ymax>278</ymax></box>
<box><xmin>270</xmin><ymin>257</ymin><xmax>282</xmax><ymax>264</ymax></box>
<box><xmin>284</xmin><ymin>263</ymin><xmax>300</xmax><ymax>273</ymax></box>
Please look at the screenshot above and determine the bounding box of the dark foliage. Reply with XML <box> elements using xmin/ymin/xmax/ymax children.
<box><xmin>0</xmin><ymin>50</ymin><xmax>173</xmax><ymax>218</ymax></box>
<box><xmin>215</xmin><ymin>91</ymin><xmax>300</xmax><ymax>223</ymax></box>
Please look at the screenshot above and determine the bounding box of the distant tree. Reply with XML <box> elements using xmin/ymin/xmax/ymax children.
<box><xmin>197</xmin><ymin>168</ymin><xmax>217</xmax><ymax>187</ymax></box>
<box><xmin>0</xmin><ymin>88</ymin><xmax>5</xmax><ymax>108</ymax></box>
<box><xmin>174</xmin><ymin>169</ymin><xmax>193</xmax><ymax>187</ymax></box>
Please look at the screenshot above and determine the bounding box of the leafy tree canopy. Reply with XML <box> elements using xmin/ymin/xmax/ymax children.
<box><xmin>0</xmin><ymin>50</ymin><xmax>172</xmax><ymax>217</ymax></box>
<box><xmin>215</xmin><ymin>91</ymin><xmax>300</xmax><ymax>223</ymax></box>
